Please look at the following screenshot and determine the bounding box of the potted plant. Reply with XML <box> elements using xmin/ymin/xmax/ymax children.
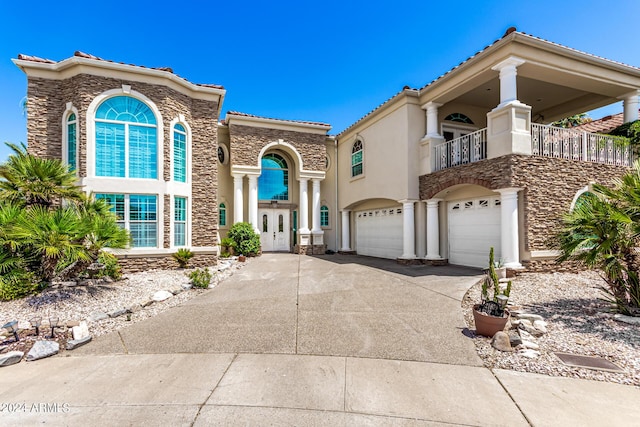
<box><xmin>473</xmin><ymin>247</ymin><xmax>512</xmax><ymax>337</ymax></box>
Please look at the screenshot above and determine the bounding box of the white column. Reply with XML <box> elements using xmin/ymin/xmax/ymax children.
<box><xmin>311</xmin><ymin>179</ymin><xmax>322</xmax><ymax>233</ymax></box>
<box><xmin>233</xmin><ymin>173</ymin><xmax>244</xmax><ymax>224</ymax></box>
<box><xmin>622</xmin><ymin>91</ymin><xmax>640</xmax><ymax>123</ymax></box>
<box><xmin>423</xmin><ymin>101</ymin><xmax>443</xmax><ymax>137</ymax></box>
<box><xmin>341</xmin><ymin>210</ymin><xmax>351</xmax><ymax>251</ymax></box>
<box><xmin>491</xmin><ymin>57</ymin><xmax>525</xmax><ymax>108</ymax></box>
<box><xmin>399</xmin><ymin>200</ymin><xmax>416</xmax><ymax>259</ymax></box>
<box><xmin>248</xmin><ymin>174</ymin><xmax>259</xmax><ymax>233</ymax></box>
<box><xmin>299</xmin><ymin>178</ymin><xmax>309</xmax><ymax>234</ymax></box>
<box><xmin>497</xmin><ymin>188</ymin><xmax>522</xmax><ymax>269</ymax></box>
<box><xmin>425</xmin><ymin>198</ymin><xmax>442</xmax><ymax>260</ymax></box>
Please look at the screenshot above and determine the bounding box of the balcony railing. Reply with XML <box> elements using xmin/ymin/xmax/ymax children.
<box><xmin>433</xmin><ymin>128</ymin><xmax>487</xmax><ymax>171</ymax></box>
<box><xmin>531</xmin><ymin>123</ymin><xmax>632</xmax><ymax>166</ymax></box>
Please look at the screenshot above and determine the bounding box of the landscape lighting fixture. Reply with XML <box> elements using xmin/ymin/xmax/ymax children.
<box><xmin>497</xmin><ymin>294</ymin><xmax>509</xmax><ymax>310</ymax></box>
<box><xmin>30</xmin><ymin>317</ymin><xmax>42</xmax><ymax>336</ymax></box>
<box><xmin>2</xmin><ymin>320</ymin><xmax>20</xmax><ymax>342</ymax></box>
<box><xmin>48</xmin><ymin>317</ymin><xmax>59</xmax><ymax>338</ymax></box>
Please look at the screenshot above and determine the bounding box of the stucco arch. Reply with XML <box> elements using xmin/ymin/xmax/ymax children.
<box><xmin>424</xmin><ymin>177</ymin><xmax>495</xmax><ymax>200</ymax></box>
<box><xmin>257</xmin><ymin>140</ymin><xmax>305</xmax><ymax>178</ymax></box>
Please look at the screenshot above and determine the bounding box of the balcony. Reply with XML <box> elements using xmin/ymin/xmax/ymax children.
<box><xmin>432</xmin><ymin>124</ymin><xmax>632</xmax><ymax>172</ymax></box>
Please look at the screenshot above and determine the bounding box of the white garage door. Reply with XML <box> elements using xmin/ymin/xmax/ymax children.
<box><xmin>356</xmin><ymin>207</ymin><xmax>403</xmax><ymax>259</ymax></box>
<box><xmin>448</xmin><ymin>197</ymin><xmax>501</xmax><ymax>268</ymax></box>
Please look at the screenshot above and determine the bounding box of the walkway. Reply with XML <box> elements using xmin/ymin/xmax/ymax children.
<box><xmin>1</xmin><ymin>254</ymin><xmax>639</xmax><ymax>426</ymax></box>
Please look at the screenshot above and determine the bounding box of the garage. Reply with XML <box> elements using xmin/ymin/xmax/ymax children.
<box><xmin>355</xmin><ymin>207</ymin><xmax>403</xmax><ymax>259</ymax></box>
<box><xmin>448</xmin><ymin>196</ymin><xmax>501</xmax><ymax>268</ymax></box>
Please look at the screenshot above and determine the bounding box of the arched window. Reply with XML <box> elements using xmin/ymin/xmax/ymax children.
<box><xmin>259</xmin><ymin>153</ymin><xmax>289</xmax><ymax>201</ymax></box>
<box><xmin>95</xmin><ymin>96</ymin><xmax>157</xmax><ymax>178</ymax></box>
<box><xmin>67</xmin><ymin>113</ymin><xmax>77</xmax><ymax>172</ymax></box>
<box><xmin>351</xmin><ymin>140</ymin><xmax>363</xmax><ymax>177</ymax></box>
<box><xmin>444</xmin><ymin>113</ymin><xmax>474</xmax><ymax>124</ymax></box>
<box><xmin>572</xmin><ymin>191</ymin><xmax>596</xmax><ymax>211</ymax></box>
<box><xmin>320</xmin><ymin>205</ymin><xmax>329</xmax><ymax>227</ymax></box>
<box><xmin>173</xmin><ymin>123</ymin><xmax>187</xmax><ymax>182</ymax></box>
<box><xmin>219</xmin><ymin>203</ymin><xmax>227</xmax><ymax>226</ymax></box>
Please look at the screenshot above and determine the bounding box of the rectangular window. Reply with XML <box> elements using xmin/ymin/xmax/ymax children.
<box><xmin>173</xmin><ymin>129</ymin><xmax>187</xmax><ymax>182</ymax></box>
<box><xmin>129</xmin><ymin>126</ymin><xmax>157</xmax><ymax>179</ymax></box>
<box><xmin>174</xmin><ymin>197</ymin><xmax>187</xmax><ymax>247</ymax></box>
<box><xmin>95</xmin><ymin>193</ymin><xmax>157</xmax><ymax>248</ymax></box>
<box><xmin>320</xmin><ymin>207</ymin><xmax>329</xmax><ymax>227</ymax></box>
<box><xmin>95</xmin><ymin>123</ymin><xmax>125</xmax><ymax>177</ymax></box>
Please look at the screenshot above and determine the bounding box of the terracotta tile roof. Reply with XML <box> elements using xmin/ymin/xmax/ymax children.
<box><xmin>16</xmin><ymin>51</ymin><xmax>224</xmax><ymax>90</ymax></box>
<box><xmin>338</xmin><ymin>28</ymin><xmax>640</xmax><ymax>137</ymax></box>
<box><xmin>573</xmin><ymin>110</ymin><xmax>640</xmax><ymax>134</ymax></box>
<box><xmin>226</xmin><ymin>111</ymin><xmax>331</xmax><ymax>128</ymax></box>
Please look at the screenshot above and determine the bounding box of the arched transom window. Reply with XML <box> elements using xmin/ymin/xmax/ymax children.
<box><xmin>444</xmin><ymin>113</ymin><xmax>474</xmax><ymax>124</ymax></box>
<box><xmin>351</xmin><ymin>140</ymin><xmax>363</xmax><ymax>177</ymax></box>
<box><xmin>95</xmin><ymin>96</ymin><xmax>157</xmax><ymax>179</ymax></box>
<box><xmin>259</xmin><ymin>153</ymin><xmax>289</xmax><ymax>201</ymax></box>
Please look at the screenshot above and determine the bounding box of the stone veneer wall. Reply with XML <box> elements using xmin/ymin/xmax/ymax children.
<box><xmin>25</xmin><ymin>74</ymin><xmax>219</xmax><ymax>250</ymax></box>
<box><xmin>117</xmin><ymin>253</ymin><xmax>218</xmax><ymax>273</ymax></box>
<box><xmin>420</xmin><ymin>155</ymin><xmax>627</xmax><ymax>269</ymax></box>
<box><xmin>228</xmin><ymin>124</ymin><xmax>326</xmax><ymax>170</ymax></box>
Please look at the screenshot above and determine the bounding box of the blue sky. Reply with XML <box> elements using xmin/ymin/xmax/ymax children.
<box><xmin>1</xmin><ymin>1</ymin><xmax>639</xmax><ymax>162</ymax></box>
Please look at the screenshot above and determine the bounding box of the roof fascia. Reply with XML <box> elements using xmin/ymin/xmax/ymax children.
<box><xmin>226</xmin><ymin>114</ymin><xmax>331</xmax><ymax>135</ymax></box>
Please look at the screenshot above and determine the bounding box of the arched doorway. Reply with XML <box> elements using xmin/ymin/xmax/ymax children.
<box><xmin>258</xmin><ymin>152</ymin><xmax>291</xmax><ymax>251</ymax></box>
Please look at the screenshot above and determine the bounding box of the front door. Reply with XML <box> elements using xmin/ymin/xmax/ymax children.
<box><xmin>259</xmin><ymin>208</ymin><xmax>290</xmax><ymax>252</ymax></box>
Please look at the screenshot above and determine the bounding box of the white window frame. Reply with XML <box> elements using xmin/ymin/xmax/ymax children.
<box><xmin>62</xmin><ymin>102</ymin><xmax>79</xmax><ymax>175</ymax></box>
<box><xmin>171</xmin><ymin>195</ymin><xmax>190</xmax><ymax>248</ymax></box>
<box><xmin>170</xmin><ymin>115</ymin><xmax>192</xmax><ymax>184</ymax></box>
<box><xmin>350</xmin><ymin>138</ymin><xmax>364</xmax><ymax>180</ymax></box>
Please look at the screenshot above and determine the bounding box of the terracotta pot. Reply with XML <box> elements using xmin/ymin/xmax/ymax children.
<box><xmin>238</xmin><ymin>255</ymin><xmax>246</xmax><ymax>262</ymax></box>
<box><xmin>473</xmin><ymin>304</ymin><xmax>509</xmax><ymax>337</ymax></box>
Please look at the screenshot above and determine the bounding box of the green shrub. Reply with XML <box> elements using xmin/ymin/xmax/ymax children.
<box><xmin>227</xmin><ymin>222</ymin><xmax>261</xmax><ymax>256</ymax></box>
<box><xmin>98</xmin><ymin>252</ymin><xmax>122</xmax><ymax>280</ymax></box>
<box><xmin>220</xmin><ymin>251</ymin><xmax>231</xmax><ymax>258</ymax></box>
<box><xmin>172</xmin><ymin>248</ymin><xmax>194</xmax><ymax>268</ymax></box>
<box><xmin>0</xmin><ymin>270</ymin><xmax>39</xmax><ymax>301</ymax></box>
<box><xmin>189</xmin><ymin>267</ymin><xmax>212</xmax><ymax>288</ymax></box>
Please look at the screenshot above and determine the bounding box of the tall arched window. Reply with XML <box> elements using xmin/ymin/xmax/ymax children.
<box><xmin>351</xmin><ymin>140</ymin><xmax>363</xmax><ymax>177</ymax></box>
<box><xmin>320</xmin><ymin>205</ymin><xmax>329</xmax><ymax>227</ymax></box>
<box><xmin>173</xmin><ymin>123</ymin><xmax>187</xmax><ymax>182</ymax></box>
<box><xmin>67</xmin><ymin>113</ymin><xmax>77</xmax><ymax>172</ymax></box>
<box><xmin>219</xmin><ymin>203</ymin><xmax>227</xmax><ymax>226</ymax></box>
<box><xmin>259</xmin><ymin>153</ymin><xmax>289</xmax><ymax>201</ymax></box>
<box><xmin>95</xmin><ymin>96</ymin><xmax>157</xmax><ymax>178</ymax></box>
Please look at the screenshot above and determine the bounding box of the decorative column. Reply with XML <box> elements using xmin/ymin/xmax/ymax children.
<box><xmin>311</xmin><ymin>178</ymin><xmax>324</xmax><ymax>248</ymax></box>
<box><xmin>492</xmin><ymin>57</ymin><xmax>525</xmax><ymax>108</ymax></box>
<box><xmin>399</xmin><ymin>200</ymin><xmax>416</xmax><ymax>259</ymax></box>
<box><xmin>232</xmin><ymin>173</ymin><xmax>244</xmax><ymax>224</ymax></box>
<box><xmin>298</xmin><ymin>178</ymin><xmax>310</xmax><ymax>249</ymax></box>
<box><xmin>247</xmin><ymin>174</ymin><xmax>259</xmax><ymax>233</ymax></box>
<box><xmin>621</xmin><ymin>91</ymin><xmax>640</xmax><ymax>123</ymax></box>
<box><xmin>420</xmin><ymin>102</ymin><xmax>445</xmax><ymax>175</ymax></box>
<box><xmin>497</xmin><ymin>188</ymin><xmax>522</xmax><ymax>269</ymax></box>
<box><xmin>340</xmin><ymin>210</ymin><xmax>351</xmax><ymax>251</ymax></box>
<box><xmin>425</xmin><ymin>198</ymin><xmax>442</xmax><ymax>260</ymax></box>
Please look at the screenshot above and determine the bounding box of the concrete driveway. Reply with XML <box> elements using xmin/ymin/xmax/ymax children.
<box><xmin>2</xmin><ymin>254</ymin><xmax>639</xmax><ymax>426</ymax></box>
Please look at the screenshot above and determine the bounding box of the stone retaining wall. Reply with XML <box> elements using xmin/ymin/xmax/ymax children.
<box><xmin>117</xmin><ymin>253</ymin><xmax>218</xmax><ymax>273</ymax></box>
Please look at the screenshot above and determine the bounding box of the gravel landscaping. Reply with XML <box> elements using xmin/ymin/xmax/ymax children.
<box><xmin>463</xmin><ymin>270</ymin><xmax>640</xmax><ymax>386</ymax></box>
<box><xmin>0</xmin><ymin>258</ymin><xmax>246</xmax><ymax>357</ymax></box>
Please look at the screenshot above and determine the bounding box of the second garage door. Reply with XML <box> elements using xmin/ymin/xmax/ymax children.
<box><xmin>356</xmin><ymin>207</ymin><xmax>403</xmax><ymax>259</ymax></box>
<box><xmin>448</xmin><ymin>196</ymin><xmax>501</xmax><ymax>268</ymax></box>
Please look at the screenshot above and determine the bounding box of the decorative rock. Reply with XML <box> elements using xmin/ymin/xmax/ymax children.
<box><xmin>491</xmin><ymin>331</ymin><xmax>513</xmax><ymax>352</ymax></box>
<box><xmin>218</xmin><ymin>263</ymin><xmax>231</xmax><ymax>271</ymax></box>
<box><xmin>0</xmin><ymin>351</ymin><xmax>24</xmax><ymax>367</ymax></box>
<box><xmin>128</xmin><ymin>304</ymin><xmax>142</xmax><ymax>313</ymax></box>
<box><xmin>533</xmin><ymin>320</ymin><xmax>548</xmax><ymax>334</ymax></box>
<box><xmin>151</xmin><ymin>290</ymin><xmax>173</xmax><ymax>302</ymax></box>
<box><xmin>514</xmin><ymin>313</ymin><xmax>544</xmax><ymax>323</ymax></box>
<box><xmin>139</xmin><ymin>299</ymin><xmax>154</xmax><ymax>307</ymax></box>
<box><xmin>521</xmin><ymin>340</ymin><xmax>540</xmax><ymax>350</ymax></box>
<box><xmin>66</xmin><ymin>335</ymin><xmax>92</xmax><ymax>350</ymax></box>
<box><xmin>52</xmin><ymin>281</ymin><xmax>78</xmax><ymax>288</ymax></box>
<box><xmin>518</xmin><ymin>349</ymin><xmax>540</xmax><ymax>358</ymax></box>
<box><xmin>518</xmin><ymin>321</ymin><xmax>543</xmax><ymax>337</ymax></box>
<box><xmin>26</xmin><ymin>341</ymin><xmax>59</xmax><ymax>361</ymax></box>
<box><xmin>509</xmin><ymin>331</ymin><xmax>523</xmax><ymax>347</ymax></box>
<box><xmin>88</xmin><ymin>311</ymin><xmax>108</xmax><ymax>322</ymax></box>
<box><xmin>108</xmin><ymin>309</ymin><xmax>127</xmax><ymax>318</ymax></box>
<box><xmin>170</xmin><ymin>287</ymin><xmax>183</xmax><ymax>295</ymax></box>
<box><xmin>72</xmin><ymin>321</ymin><xmax>90</xmax><ymax>340</ymax></box>
<box><xmin>181</xmin><ymin>283</ymin><xmax>193</xmax><ymax>290</ymax></box>
<box><xmin>613</xmin><ymin>314</ymin><xmax>640</xmax><ymax>325</ymax></box>
<box><xmin>66</xmin><ymin>320</ymin><xmax>80</xmax><ymax>328</ymax></box>
<box><xmin>518</xmin><ymin>329</ymin><xmax>535</xmax><ymax>341</ymax></box>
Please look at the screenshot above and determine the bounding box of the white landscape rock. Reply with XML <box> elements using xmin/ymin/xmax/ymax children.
<box><xmin>26</xmin><ymin>341</ymin><xmax>59</xmax><ymax>361</ymax></box>
<box><xmin>521</xmin><ymin>340</ymin><xmax>540</xmax><ymax>350</ymax></box>
<box><xmin>533</xmin><ymin>320</ymin><xmax>548</xmax><ymax>334</ymax></box>
<box><xmin>613</xmin><ymin>314</ymin><xmax>640</xmax><ymax>326</ymax></box>
<box><xmin>518</xmin><ymin>349</ymin><xmax>540</xmax><ymax>358</ymax></box>
<box><xmin>72</xmin><ymin>321</ymin><xmax>90</xmax><ymax>341</ymax></box>
<box><xmin>151</xmin><ymin>290</ymin><xmax>173</xmax><ymax>302</ymax></box>
<box><xmin>0</xmin><ymin>351</ymin><xmax>24</xmax><ymax>367</ymax></box>
<box><xmin>515</xmin><ymin>313</ymin><xmax>544</xmax><ymax>323</ymax></box>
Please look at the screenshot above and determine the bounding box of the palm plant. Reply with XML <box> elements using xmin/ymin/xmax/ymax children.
<box><xmin>556</xmin><ymin>170</ymin><xmax>640</xmax><ymax>316</ymax></box>
<box><xmin>0</xmin><ymin>142</ymin><xmax>83</xmax><ymax>208</ymax></box>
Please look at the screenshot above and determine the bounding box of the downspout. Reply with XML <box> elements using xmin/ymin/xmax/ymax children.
<box><xmin>334</xmin><ymin>136</ymin><xmax>339</xmax><ymax>251</ymax></box>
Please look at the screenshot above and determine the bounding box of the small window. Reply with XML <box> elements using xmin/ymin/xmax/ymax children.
<box><xmin>67</xmin><ymin>113</ymin><xmax>77</xmax><ymax>172</ymax></box>
<box><xmin>173</xmin><ymin>123</ymin><xmax>187</xmax><ymax>182</ymax></box>
<box><xmin>262</xmin><ymin>214</ymin><xmax>268</xmax><ymax>233</ymax></box>
<box><xmin>452</xmin><ymin>203</ymin><xmax>460</xmax><ymax>210</ymax></box>
<box><xmin>278</xmin><ymin>214</ymin><xmax>284</xmax><ymax>233</ymax></box>
<box><xmin>397</xmin><ymin>209</ymin><xmax>402</xmax><ymax>214</ymax></box>
<box><xmin>444</xmin><ymin>113</ymin><xmax>474</xmax><ymax>124</ymax></box>
<box><xmin>218</xmin><ymin>145</ymin><xmax>228</xmax><ymax>165</ymax></box>
<box><xmin>219</xmin><ymin>203</ymin><xmax>227</xmax><ymax>226</ymax></box>
<box><xmin>351</xmin><ymin>140</ymin><xmax>363</xmax><ymax>177</ymax></box>
<box><xmin>174</xmin><ymin>197</ymin><xmax>187</xmax><ymax>246</ymax></box>
<box><xmin>494</xmin><ymin>199</ymin><xmax>501</xmax><ymax>207</ymax></box>
<box><xmin>479</xmin><ymin>200</ymin><xmax>489</xmax><ymax>208</ymax></box>
<box><xmin>321</xmin><ymin>205</ymin><xmax>329</xmax><ymax>227</ymax></box>
<box><xmin>464</xmin><ymin>201</ymin><xmax>474</xmax><ymax>209</ymax></box>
